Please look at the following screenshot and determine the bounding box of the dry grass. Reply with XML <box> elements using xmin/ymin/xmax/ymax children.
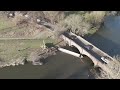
<box><xmin>94</xmin><ymin>55</ymin><xmax>120</xmax><ymax>79</ymax></box>
<box><xmin>0</xmin><ymin>13</ymin><xmax>54</xmax><ymax>39</ymax></box>
<box><xmin>0</xmin><ymin>13</ymin><xmax>58</xmax><ymax>66</ymax></box>
<box><xmin>54</xmin><ymin>11</ymin><xmax>108</xmax><ymax>36</ymax></box>
<box><xmin>56</xmin><ymin>14</ymin><xmax>91</xmax><ymax>36</ymax></box>
<box><xmin>0</xmin><ymin>15</ymin><xmax>15</xmax><ymax>30</ymax></box>
<box><xmin>0</xmin><ymin>11</ymin><xmax>108</xmax><ymax>37</ymax></box>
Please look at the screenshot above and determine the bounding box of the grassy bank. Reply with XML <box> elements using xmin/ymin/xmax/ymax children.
<box><xmin>0</xmin><ymin>39</ymin><xmax>57</xmax><ymax>62</ymax></box>
<box><xmin>0</xmin><ymin>13</ymin><xmax>61</xmax><ymax>67</ymax></box>
<box><xmin>0</xmin><ymin>11</ymin><xmax>118</xmax><ymax>68</ymax></box>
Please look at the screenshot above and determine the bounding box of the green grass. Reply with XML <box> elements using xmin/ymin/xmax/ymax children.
<box><xmin>0</xmin><ymin>18</ymin><xmax>15</xmax><ymax>31</ymax></box>
<box><xmin>0</xmin><ymin>17</ymin><xmax>27</xmax><ymax>38</ymax></box>
<box><xmin>0</xmin><ymin>39</ymin><xmax>57</xmax><ymax>62</ymax></box>
<box><xmin>0</xmin><ymin>16</ymin><xmax>59</xmax><ymax>64</ymax></box>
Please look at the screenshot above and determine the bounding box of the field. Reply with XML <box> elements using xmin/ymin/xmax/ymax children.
<box><xmin>0</xmin><ymin>14</ymin><xmax>59</xmax><ymax>65</ymax></box>
<box><xmin>0</xmin><ymin>39</ymin><xmax>57</xmax><ymax>61</ymax></box>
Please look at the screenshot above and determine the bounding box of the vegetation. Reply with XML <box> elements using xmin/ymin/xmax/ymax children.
<box><xmin>0</xmin><ymin>39</ymin><xmax>58</xmax><ymax>68</ymax></box>
<box><xmin>0</xmin><ymin>12</ymin><xmax>59</xmax><ymax>67</ymax></box>
<box><xmin>0</xmin><ymin>11</ymin><xmax>120</xmax><ymax>76</ymax></box>
<box><xmin>91</xmin><ymin>55</ymin><xmax>120</xmax><ymax>79</ymax></box>
<box><xmin>0</xmin><ymin>11</ymin><xmax>119</xmax><ymax>37</ymax></box>
<box><xmin>0</xmin><ymin>39</ymin><xmax>56</xmax><ymax>61</ymax></box>
<box><xmin>55</xmin><ymin>11</ymin><xmax>110</xmax><ymax>36</ymax></box>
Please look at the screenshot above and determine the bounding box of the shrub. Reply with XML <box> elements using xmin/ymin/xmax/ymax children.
<box><xmin>95</xmin><ymin>55</ymin><xmax>120</xmax><ymax>79</ymax></box>
<box><xmin>43</xmin><ymin>11</ymin><xmax>65</xmax><ymax>24</ymax></box>
<box><xmin>84</xmin><ymin>11</ymin><xmax>106</xmax><ymax>25</ymax></box>
<box><xmin>56</xmin><ymin>14</ymin><xmax>91</xmax><ymax>36</ymax></box>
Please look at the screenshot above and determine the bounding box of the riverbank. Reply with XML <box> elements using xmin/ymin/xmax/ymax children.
<box><xmin>0</xmin><ymin>46</ymin><xmax>58</xmax><ymax>68</ymax></box>
<box><xmin>0</xmin><ymin>11</ymin><xmax>107</xmax><ymax>69</ymax></box>
<box><xmin>0</xmin><ymin>11</ymin><xmax>119</xmax><ymax>79</ymax></box>
<box><xmin>0</xmin><ymin>38</ymin><xmax>63</xmax><ymax>68</ymax></box>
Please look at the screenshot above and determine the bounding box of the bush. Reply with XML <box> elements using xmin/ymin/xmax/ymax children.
<box><xmin>1</xmin><ymin>11</ymin><xmax>118</xmax><ymax>37</ymax></box>
<box><xmin>95</xmin><ymin>55</ymin><xmax>120</xmax><ymax>79</ymax></box>
<box><xmin>54</xmin><ymin>11</ymin><xmax>109</xmax><ymax>36</ymax></box>
<box><xmin>43</xmin><ymin>11</ymin><xmax>65</xmax><ymax>24</ymax></box>
<box><xmin>84</xmin><ymin>11</ymin><xmax>106</xmax><ymax>24</ymax></box>
<box><xmin>56</xmin><ymin>14</ymin><xmax>91</xmax><ymax>36</ymax></box>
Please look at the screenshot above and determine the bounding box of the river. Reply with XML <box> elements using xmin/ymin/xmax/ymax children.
<box><xmin>0</xmin><ymin>16</ymin><xmax>120</xmax><ymax>79</ymax></box>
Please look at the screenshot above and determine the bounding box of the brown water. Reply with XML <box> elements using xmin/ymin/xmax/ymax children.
<box><xmin>0</xmin><ymin>52</ymin><xmax>94</xmax><ymax>79</ymax></box>
<box><xmin>0</xmin><ymin>16</ymin><xmax>120</xmax><ymax>79</ymax></box>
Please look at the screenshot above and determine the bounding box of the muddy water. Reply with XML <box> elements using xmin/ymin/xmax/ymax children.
<box><xmin>0</xmin><ymin>52</ymin><xmax>94</xmax><ymax>79</ymax></box>
<box><xmin>0</xmin><ymin>16</ymin><xmax>120</xmax><ymax>79</ymax></box>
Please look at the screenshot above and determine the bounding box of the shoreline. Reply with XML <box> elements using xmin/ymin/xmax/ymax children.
<box><xmin>0</xmin><ymin>46</ymin><xmax>58</xmax><ymax>68</ymax></box>
<box><xmin>0</xmin><ymin>30</ymin><xmax>98</xmax><ymax>68</ymax></box>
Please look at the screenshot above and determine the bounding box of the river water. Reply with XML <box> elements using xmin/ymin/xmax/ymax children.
<box><xmin>0</xmin><ymin>16</ymin><xmax>120</xmax><ymax>79</ymax></box>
